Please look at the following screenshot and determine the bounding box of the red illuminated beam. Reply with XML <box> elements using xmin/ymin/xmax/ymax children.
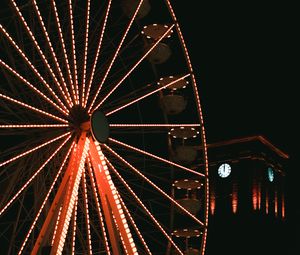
<box><xmin>105</xmin><ymin>74</ymin><xmax>190</xmax><ymax>116</ymax></box>
<box><xmin>84</xmin><ymin>0</ymin><xmax>112</xmax><ymax>107</ymax></box>
<box><xmin>91</xmin><ymin>24</ymin><xmax>176</xmax><ymax>113</ymax></box>
<box><xmin>50</xmin><ymin>136</ymin><xmax>90</xmax><ymax>255</ymax></box>
<box><xmin>89</xmin><ymin>141</ymin><xmax>138</xmax><ymax>255</ymax></box>
<box><xmin>82</xmin><ymin>171</ymin><xmax>93</xmax><ymax>255</ymax></box>
<box><xmin>0</xmin><ymin>93</ymin><xmax>68</xmax><ymax>123</ymax></box>
<box><xmin>0</xmin><ymin>132</ymin><xmax>71</xmax><ymax>168</ymax></box>
<box><xmin>0</xmin><ymin>134</ymin><xmax>71</xmax><ymax>217</ymax></box>
<box><xmin>10</xmin><ymin>0</ymin><xmax>72</xmax><ymax>107</ymax></box>
<box><xmin>108</xmin><ymin>137</ymin><xmax>205</xmax><ymax>177</ymax></box>
<box><xmin>17</xmin><ymin>142</ymin><xmax>74</xmax><ymax>255</ymax></box>
<box><xmin>103</xmin><ymin>144</ymin><xmax>204</xmax><ymax>226</ymax></box>
<box><xmin>105</xmin><ymin>157</ymin><xmax>184</xmax><ymax>255</ymax></box>
<box><xmin>71</xmin><ymin>197</ymin><xmax>78</xmax><ymax>255</ymax></box>
<box><xmin>87</xmin><ymin>0</ymin><xmax>145</xmax><ymax>112</ymax></box>
<box><xmin>32</xmin><ymin>0</ymin><xmax>73</xmax><ymax>106</ymax></box>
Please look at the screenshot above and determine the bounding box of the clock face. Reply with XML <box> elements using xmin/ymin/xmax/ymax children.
<box><xmin>268</xmin><ymin>167</ymin><xmax>274</xmax><ymax>182</ymax></box>
<box><xmin>218</xmin><ymin>163</ymin><xmax>231</xmax><ymax>178</ymax></box>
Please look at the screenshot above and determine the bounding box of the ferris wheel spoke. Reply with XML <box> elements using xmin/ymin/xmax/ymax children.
<box><xmin>109</xmin><ymin>123</ymin><xmax>201</xmax><ymax>128</ymax></box>
<box><xmin>86</xmin><ymin>158</ymin><xmax>112</xmax><ymax>255</ymax></box>
<box><xmin>108</xmin><ymin>137</ymin><xmax>205</xmax><ymax>177</ymax></box>
<box><xmin>104</xmin><ymin>156</ymin><xmax>184</xmax><ymax>255</ymax></box>
<box><xmin>84</xmin><ymin>0</ymin><xmax>112</xmax><ymax>108</ymax></box>
<box><xmin>0</xmin><ymin>132</ymin><xmax>71</xmax><ymax>169</ymax></box>
<box><xmin>0</xmin><ymin>134</ymin><xmax>71</xmax><ymax>218</ymax></box>
<box><xmin>81</xmin><ymin>0</ymin><xmax>91</xmax><ymax>106</ymax></box>
<box><xmin>32</xmin><ymin>0</ymin><xmax>73</xmax><ymax>107</ymax></box>
<box><xmin>0</xmin><ymin>93</ymin><xmax>68</xmax><ymax>123</ymax></box>
<box><xmin>0</xmin><ymin>124</ymin><xmax>69</xmax><ymax>129</ymax></box>
<box><xmin>87</xmin><ymin>0</ymin><xmax>145</xmax><ymax>112</ymax></box>
<box><xmin>82</xmin><ymin>170</ymin><xmax>93</xmax><ymax>255</ymax></box>
<box><xmin>0</xmin><ymin>25</ymin><xmax>69</xmax><ymax>113</ymax></box>
<box><xmin>0</xmin><ymin>59</ymin><xmax>68</xmax><ymax>115</ymax></box>
<box><xmin>117</xmin><ymin>192</ymin><xmax>152</xmax><ymax>255</ymax></box>
<box><xmin>10</xmin><ymin>0</ymin><xmax>73</xmax><ymax>108</ymax></box>
<box><xmin>103</xmin><ymin>144</ymin><xmax>205</xmax><ymax>227</ymax></box>
<box><xmin>51</xmin><ymin>0</ymin><xmax>75</xmax><ymax>106</ymax></box>
<box><xmin>17</xmin><ymin>142</ymin><xmax>74</xmax><ymax>255</ymax></box>
<box><xmin>68</xmin><ymin>0</ymin><xmax>79</xmax><ymax>105</ymax></box>
<box><xmin>92</xmin><ymin>24</ymin><xmax>175</xmax><ymax>113</ymax></box>
<box><xmin>105</xmin><ymin>73</ymin><xmax>190</xmax><ymax>116</ymax></box>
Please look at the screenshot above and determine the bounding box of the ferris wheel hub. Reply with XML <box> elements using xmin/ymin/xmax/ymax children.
<box><xmin>90</xmin><ymin>109</ymin><xmax>110</xmax><ymax>143</ymax></box>
<box><xmin>68</xmin><ymin>105</ymin><xmax>90</xmax><ymax>131</ymax></box>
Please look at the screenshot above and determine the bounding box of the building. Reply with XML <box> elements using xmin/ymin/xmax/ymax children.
<box><xmin>205</xmin><ymin>135</ymin><xmax>289</xmax><ymax>255</ymax></box>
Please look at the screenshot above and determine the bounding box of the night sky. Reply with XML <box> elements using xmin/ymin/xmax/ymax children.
<box><xmin>172</xmin><ymin>1</ymin><xmax>298</xmax><ymax>253</ymax></box>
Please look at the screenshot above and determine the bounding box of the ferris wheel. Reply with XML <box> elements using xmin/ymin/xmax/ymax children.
<box><xmin>0</xmin><ymin>0</ymin><xmax>209</xmax><ymax>254</ymax></box>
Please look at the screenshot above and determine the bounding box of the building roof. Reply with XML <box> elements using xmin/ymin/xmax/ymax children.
<box><xmin>207</xmin><ymin>135</ymin><xmax>289</xmax><ymax>159</ymax></box>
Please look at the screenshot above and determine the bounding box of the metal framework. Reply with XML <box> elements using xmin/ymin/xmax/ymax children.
<box><xmin>0</xmin><ymin>1</ymin><xmax>209</xmax><ymax>254</ymax></box>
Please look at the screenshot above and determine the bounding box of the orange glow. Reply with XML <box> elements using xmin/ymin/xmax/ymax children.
<box><xmin>281</xmin><ymin>193</ymin><xmax>285</xmax><ymax>219</ymax></box>
<box><xmin>257</xmin><ymin>182</ymin><xmax>261</xmax><ymax>210</ymax></box>
<box><xmin>265</xmin><ymin>190</ymin><xmax>269</xmax><ymax>214</ymax></box>
<box><xmin>274</xmin><ymin>191</ymin><xmax>278</xmax><ymax>217</ymax></box>
<box><xmin>252</xmin><ymin>181</ymin><xmax>257</xmax><ymax>210</ymax></box>
<box><xmin>210</xmin><ymin>188</ymin><xmax>216</xmax><ymax>215</ymax></box>
<box><xmin>232</xmin><ymin>183</ymin><xmax>238</xmax><ymax>214</ymax></box>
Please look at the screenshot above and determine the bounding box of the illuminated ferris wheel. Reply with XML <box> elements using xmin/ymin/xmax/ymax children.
<box><xmin>0</xmin><ymin>0</ymin><xmax>209</xmax><ymax>254</ymax></box>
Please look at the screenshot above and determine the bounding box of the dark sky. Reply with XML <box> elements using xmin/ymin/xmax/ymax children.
<box><xmin>172</xmin><ymin>1</ymin><xmax>299</xmax><ymax>249</ymax></box>
<box><xmin>172</xmin><ymin>1</ymin><xmax>297</xmax><ymax>152</ymax></box>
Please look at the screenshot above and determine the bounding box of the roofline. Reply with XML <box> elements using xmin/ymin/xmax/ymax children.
<box><xmin>207</xmin><ymin>135</ymin><xmax>289</xmax><ymax>159</ymax></box>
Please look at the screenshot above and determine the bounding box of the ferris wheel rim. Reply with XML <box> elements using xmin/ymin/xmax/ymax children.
<box><xmin>0</xmin><ymin>1</ymin><xmax>209</xmax><ymax>254</ymax></box>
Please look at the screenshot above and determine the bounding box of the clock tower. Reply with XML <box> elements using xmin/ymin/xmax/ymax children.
<box><xmin>205</xmin><ymin>135</ymin><xmax>288</xmax><ymax>255</ymax></box>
